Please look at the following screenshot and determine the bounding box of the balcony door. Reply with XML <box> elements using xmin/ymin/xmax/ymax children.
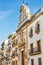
<box><xmin>20</xmin><ymin>50</ymin><xmax>24</xmax><ymax>65</ymax></box>
<box><xmin>38</xmin><ymin>58</ymin><xmax>41</xmax><ymax>65</ymax></box>
<box><xmin>31</xmin><ymin>59</ymin><xmax>34</xmax><ymax>65</ymax></box>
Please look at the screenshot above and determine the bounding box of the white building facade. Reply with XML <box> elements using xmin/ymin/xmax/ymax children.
<box><xmin>28</xmin><ymin>6</ymin><xmax>43</xmax><ymax>65</ymax></box>
<box><xmin>17</xmin><ymin>4</ymin><xmax>43</xmax><ymax>65</ymax></box>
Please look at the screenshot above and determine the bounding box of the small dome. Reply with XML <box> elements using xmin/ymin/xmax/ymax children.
<box><xmin>20</xmin><ymin>4</ymin><xmax>30</xmax><ymax>13</ymax></box>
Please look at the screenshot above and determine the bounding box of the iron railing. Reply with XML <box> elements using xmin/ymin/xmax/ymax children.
<box><xmin>29</xmin><ymin>47</ymin><xmax>41</xmax><ymax>55</ymax></box>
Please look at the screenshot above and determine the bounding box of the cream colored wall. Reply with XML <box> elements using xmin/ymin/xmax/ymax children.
<box><xmin>28</xmin><ymin>15</ymin><xmax>43</xmax><ymax>65</ymax></box>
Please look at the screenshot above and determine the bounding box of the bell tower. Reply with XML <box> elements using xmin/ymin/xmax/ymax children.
<box><xmin>18</xmin><ymin>1</ymin><xmax>32</xmax><ymax>27</ymax></box>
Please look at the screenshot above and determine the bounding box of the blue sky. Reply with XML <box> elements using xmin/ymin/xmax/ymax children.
<box><xmin>0</xmin><ymin>0</ymin><xmax>43</xmax><ymax>46</ymax></box>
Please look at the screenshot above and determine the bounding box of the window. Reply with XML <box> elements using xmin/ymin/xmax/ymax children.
<box><xmin>13</xmin><ymin>39</ymin><xmax>17</xmax><ymax>45</ymax></box>
<box><xmin>16</xmin><ymin>39</ymin><xmax>18</xmax><ymax>45</ymax></box>
<box><xmin>35</xmin><ymin>22</ymin><xmax>40</xmax><ymax>34</ymax></box>
<box><xmin>37</xmin><ymin>40</ymin><xmax>41</xmax><ymax>51</ymax></box>
<box><xmin>21</xmin><ymin>51</ymin><xmax>24</xmax><ymax>65</ymax></box>
<box><xmin>31</xmin><ymin>59</ymin><xmax>34</xmax><ymax>65</ymax></box>
<box><xmin>12</xmin><ymin>40</ymin><xmax>15</xmax><ymax>47</ymax></box>
<box><xmin>30</xmin><ymin>43</ymin><xmax>33</xmax><ymax>53</ymax></box>
<box><xmin>15</xmin><ymin>48</ymin><xmax>18</xmax><ymax>56</ymax></box>
<box><xmin>9</xmin><ymin>46</ymin><xmax>11</xmax><ymax>51</ymax></box>
<box><xmin>29</xmin><ymin>28</ymin><xmax>33</xmax><ymax>38</ymax></box>
<box><xmin>38</xmin><ymin>58</ymin><xmax>41</xmax><ymax>65</ymax></box>
<box><xmin>12</xmin><ymin>51</ymin><xmax>15</xmax><ymax>58</ymax></box>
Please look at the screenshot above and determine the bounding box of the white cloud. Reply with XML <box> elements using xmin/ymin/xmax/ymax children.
<box><xmin>0</xmin><ymin>10</ymin><xmax>13</xmax><ymax>20</ymax></box>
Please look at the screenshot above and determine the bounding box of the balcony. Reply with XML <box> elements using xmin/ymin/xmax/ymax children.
<box><xmin>29</xmin><ymin>47</ymin><xmax>41</xmax><ymax>56</ymax></box>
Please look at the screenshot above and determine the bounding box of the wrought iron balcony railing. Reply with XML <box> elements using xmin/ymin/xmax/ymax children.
<box><xmin>29</xmin><ymin>47</ymin><xmax>41</xmax><ymax>55</ymax></box>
